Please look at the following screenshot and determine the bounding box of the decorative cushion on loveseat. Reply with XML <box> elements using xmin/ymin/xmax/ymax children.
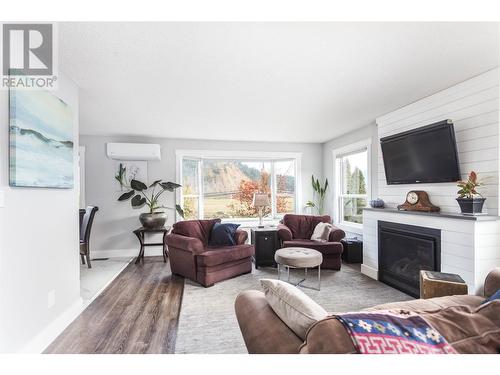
<box><xmin>209</xmin><ymin>222</ymin><xmax>240</xmax><ymax>246</ymax></box>
<box><xmin>310</xmin><ymin>222</ymin><xmax>333</xmax><ymax>242</ymax></box>
<box><xmin>260</xmin><ymin>279</ymin><xmax>328</xmax><ymax>340</ymax></box>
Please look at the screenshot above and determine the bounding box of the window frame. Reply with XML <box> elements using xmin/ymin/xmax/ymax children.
<box><xmin>332</xmin><ymin>139</ymin><xmax>372</xmax><ymax>234</ymax></box>
<box><xmin>175</xmin><ymin>150</ymin><xmax>302</xmax><ymax>224</ymax></box>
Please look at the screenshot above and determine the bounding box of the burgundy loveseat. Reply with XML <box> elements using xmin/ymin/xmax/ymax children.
<box><xmin>277</xmin><ymin>214</ymin><xmax>345</xmax><ymax>270</ymax></box>
<box><xmin>165</xmin><ymin>219</ymin><xmax>254</xmax><ymax>287</ymax></box>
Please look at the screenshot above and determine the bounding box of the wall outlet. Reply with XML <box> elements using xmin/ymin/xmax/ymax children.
<box><xmin>47</xmin><ymin>290</ymin><xmax>56</xmax><ymax>309</ymax></box>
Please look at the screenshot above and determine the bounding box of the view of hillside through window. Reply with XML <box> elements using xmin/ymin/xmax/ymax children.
<box><xmin>182</xmin><ymin>159</ymin><xmax>296</xmax><ymax>220</ymax></box>
<box><xmin>339</xmin><ymin>150</ymin><xmax>367</xmax><ymax>224</ymax></box>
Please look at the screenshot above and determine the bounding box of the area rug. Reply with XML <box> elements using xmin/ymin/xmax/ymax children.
<box><xmin>174</xmin><ymin>264</ymin><xmax>413</xmax><ymax>354</ymax></box>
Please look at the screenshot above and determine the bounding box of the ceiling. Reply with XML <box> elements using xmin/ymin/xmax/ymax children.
<box><xmin>59</xmin><ymin>22</ymin><xmax>500</xmax><ymax>143</ymax></box>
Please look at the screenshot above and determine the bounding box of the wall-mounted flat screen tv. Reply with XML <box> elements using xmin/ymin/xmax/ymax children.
<box><xmin>380</xmin><ymin>120</ymin><xmax>460</xmax><ymax>185</ymax></box>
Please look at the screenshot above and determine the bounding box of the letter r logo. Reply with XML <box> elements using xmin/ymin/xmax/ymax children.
<box><xmin>3</xmin><ymin>24</ymin><xmax>53</xmax><ymax>75</ymax></box>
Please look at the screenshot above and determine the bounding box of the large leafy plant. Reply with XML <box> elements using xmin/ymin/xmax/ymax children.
<box><xmin>306</xmin><ymin>175</ymin><xmax>329</xmax><ymax>214</ymax></box>
<box><xmin>457</xmin><ymin>171</ymin><xmax>484</xmax><ymax>199</ymax></box>
<box><xmin>116</xmin><ymin>164</ymin><xmax>184</xmax><ymax>217</ymax></box>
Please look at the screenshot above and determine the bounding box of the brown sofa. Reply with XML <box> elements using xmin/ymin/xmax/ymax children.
<box><xmin>235</xmin><ymin>268</ymin><xmax>500</xmax><ymax>354</ymax></box>
<box><xmin>277</xmin><ymin>214</ymin><xmax>345</xmax><ymax>270</ymax></box>
<box><xmin>165</xmin><ymin>219</ymin><xmax>254</xmax><ymax>287</ymax></box>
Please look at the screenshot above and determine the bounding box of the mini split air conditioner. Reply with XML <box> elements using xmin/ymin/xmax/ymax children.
<box><xmin>106</xmin><ymin>143</ymin><xmax>161</xmax><ymax>161</ymax></box>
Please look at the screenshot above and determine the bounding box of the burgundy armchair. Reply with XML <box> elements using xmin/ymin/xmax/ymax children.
<box><xmin>165</xmin><ymin>219</ymin><xmax>254</xmax><ymax>287</ymax></box>
<box><xmin>277</xmin><ymin>214</ymin><xmax>345</xmax><ymax>270</ymax></box>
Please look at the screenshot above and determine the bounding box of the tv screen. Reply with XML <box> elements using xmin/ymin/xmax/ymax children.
<box><xmin>380</xmin><ymin>120</ymin><xmax>460</xmax><ymax>184</ymax></box>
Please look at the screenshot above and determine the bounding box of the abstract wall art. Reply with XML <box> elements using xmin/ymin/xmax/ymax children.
<box><xmin>9</xmin><ymin>89</ymin><xmax>74</xmax><ymax>188</ymax></box>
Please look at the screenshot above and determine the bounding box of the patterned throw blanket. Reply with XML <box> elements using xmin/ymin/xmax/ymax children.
<box><xmin>335</xmin><ymin>310</ymin><xmax>457</xmax><ymax>354</ymax></box>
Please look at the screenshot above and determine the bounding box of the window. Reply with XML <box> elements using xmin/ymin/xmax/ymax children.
<box><xmin>202</xmin><ymin>160</ymin><xmax>272</xmax><ymax>219</ymax></box>
<box><xmin>334</xmin><ymin>141</ymin><xmax>370</xmax><ymax>228</ymax></box>
<box><xmin>275</xmin><ymin>160</ymin><xmax>296</xmax><ymax>215</ymax></box>
<box><xmin>178</xmin><ymin>153</ymin><xmax>299</xmax><ymax>221</ymax></box>
<box><xmin>181</xmin><ymin>159</ymin><xmax>200</xmax><ymax>220</ymax></box>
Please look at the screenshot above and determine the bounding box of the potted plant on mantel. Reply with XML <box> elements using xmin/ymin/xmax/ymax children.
<box><xmin>116</xmin><ymin>169</ymin><xmax>184</xmax><ymax>229</ymax></box>
<box><xmin>456</xmin><ymin>171</ymin><xmax>486</xmax><ymax>215</ymax></box>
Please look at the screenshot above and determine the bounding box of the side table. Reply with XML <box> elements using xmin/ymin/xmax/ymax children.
<box><xmin>340</xmin><ymin>238</ymin><xmax>363</xmax><ymax>263</ymax></box>
<box><xmin>133</xmin><ymin>226</ymin><xmax>171</xmax><ymax>264</ymax></box>
<box><xmin>251</xmin><ymin>227</ymin><xmax>280</xmax><ymax>269</ymax></box>
<box><xmin>419</xmin><ymin>270</ymin><xmax>468</xmax><ymax>299</ymax></box>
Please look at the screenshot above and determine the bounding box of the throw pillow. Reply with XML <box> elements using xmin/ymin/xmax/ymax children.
<box><xmin>310</xmin><ymin>222</ymin><xmax>333</xmax><ymax>242</ymax></box>
<box><xmin>208</xmin><ymin>222</ymin><xmax>240</xmax><ymax>246</ymax></box>
<box><xmin>260</xmin><ymin>279</ymin><xmax>328</xmax><ymax>339</ymax></box>
<box><xmin>482</xmin><ymin>289</ymin><xmax>500</xmax><ymax>304</ymax></box>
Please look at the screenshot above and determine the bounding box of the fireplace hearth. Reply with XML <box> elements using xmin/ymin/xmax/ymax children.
<box><xmin>378</xmin><ymin>221</ymin><xmax>441</xmax><ymax>297</ymax></box>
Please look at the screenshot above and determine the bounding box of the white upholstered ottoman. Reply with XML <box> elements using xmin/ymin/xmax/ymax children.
<box><xmin>274</xmin><ymin>247</ymin><xmax>323</xmax><ymax>290</ymax></box>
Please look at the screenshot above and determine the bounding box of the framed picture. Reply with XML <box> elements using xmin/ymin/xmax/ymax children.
<box><xmin>9</xmin><ymin>89</ymin><xmax>74</xmax><ymax>188</ymax></box>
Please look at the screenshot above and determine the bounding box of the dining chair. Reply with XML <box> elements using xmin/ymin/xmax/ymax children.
<box><xmin>80</xmin><ymin>206</ymin><xmax>99</xmax><ymax>268</ymax></box>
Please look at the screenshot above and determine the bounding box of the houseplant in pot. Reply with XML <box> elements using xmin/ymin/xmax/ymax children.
<box><xmin>305</xmin><ymin>175</ymin><xmax>328</xmax><ymax>215</ymax></box>
<box><xmin>456</xmin><ymin>171</ymin><xmax>486</xmax><ymax>214</ymax></box>
<box><xmin>116</xmin><ymin>172</ymin><xmax>184</xmax><ymax>228</ymax></box>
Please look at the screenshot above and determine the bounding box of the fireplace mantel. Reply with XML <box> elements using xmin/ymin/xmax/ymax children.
<box><xmin>362</xmin><ymin>208</ymin><xmax>500</xmax><ymax>295</ymax></box>
<box><xmin>363</xmin><ymin>207</ymin><xmax>500</xmax><ymax>221</ymax></box>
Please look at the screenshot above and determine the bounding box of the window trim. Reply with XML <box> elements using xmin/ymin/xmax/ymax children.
<box><xmin>175</xmin><ymin>150</ymin><xmax>302</xmax><ymax>223</ymax></box>
<box><xmin>332</xmin><ymin>139</ymin><xmax>372</xmax><ymax>234</ymax></box>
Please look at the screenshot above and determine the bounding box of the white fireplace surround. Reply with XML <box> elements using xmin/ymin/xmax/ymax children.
<box><xmin>362</xmin><ymin>208</ymin><xmax>500</xmax><ymax>295</ymax></box>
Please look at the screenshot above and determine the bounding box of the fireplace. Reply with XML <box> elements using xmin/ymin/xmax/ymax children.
<box><xmin>378</xmin><ymin>221</ymin><xmax>441</xmax><ymax>297</ymax></box>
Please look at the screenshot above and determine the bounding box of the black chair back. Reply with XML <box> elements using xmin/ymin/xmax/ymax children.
<box><xmin>79</xmin><ymin>209</ymin><xmax>86</xmax><ymax>241</ymax></box>
<box><xmin>81</xmin><ymin>206</ymin><xmax>99</xmax><ymax>244</ymax></box>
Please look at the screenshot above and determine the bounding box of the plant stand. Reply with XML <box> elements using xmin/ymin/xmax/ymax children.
<box><xmin>133</xmin><ymin>226</ymin><xmax>171</xmax><ymax>264</ymax></box>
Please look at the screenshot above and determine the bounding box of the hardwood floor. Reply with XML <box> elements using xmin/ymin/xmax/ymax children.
<box><xmin>45</xmin><ymin>256</ymin><xmax>185</xmax><ymax>354</ymax></box>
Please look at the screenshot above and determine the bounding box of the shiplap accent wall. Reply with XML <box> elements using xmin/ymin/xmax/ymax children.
<box><xmin>362</xmin><ymin>69</ymin><xmax>500</xmax><ymax>295</ymax></box>
<box><xmin>376</xmin><ymin>68</ymin><xmax>499</xmax><ymax>215</ymax></box>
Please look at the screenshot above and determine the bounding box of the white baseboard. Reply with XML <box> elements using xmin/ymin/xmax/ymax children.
<box><xmin>92</xmin><ymin>248</ymin><xmax>165</xmax><ymax>259</ymax></box>
<box><xmin>20</xmin><ymin>297</ymin><xmax>84</xmax><ymax>353</ymax></box>
<box><xmin>361</xmin><ymin>263</ymin><xmax>378</xmax><ymax>280</ymax></box>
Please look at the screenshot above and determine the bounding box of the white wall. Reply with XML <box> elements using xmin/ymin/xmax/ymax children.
<box><xmin>376</xmin><ymin>68</ymin><xmax>500</xmax><ymax>215</ymax></box>
<box><xmin>79</xmin><ymin>135</ymin><xmax>323</xmax><ymax>256</ymax></box>
<box><xmin>0</xmin><ymin>72</ymin><xmax>81</xmax><ymax>353</ymax></box>
<box><xmin>322</xmin><ymin>123</ymin><xmax>378</xmax><ymax>237</ymax></box>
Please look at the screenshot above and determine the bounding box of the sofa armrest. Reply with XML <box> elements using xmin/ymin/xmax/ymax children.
<box><xmin>484</xmin><ymin>267</ymin><xmax>500</xmax><ymax>298</ymax></box>
<box><xmin>300</xmin><ymin>317</ymin><xmax>357</xmax><ymax>354</ymax></box>
<box><xmin>234</xmin><ymin>229</ymin><xmax>248</xmax><ymax>245</ymax></box>
<box><xmin>328</xmin><ymin>225</ymin><xmax>346</xmax><ymax>243</ymax></box>
<box><xmin>235</xmin><ymin>290</ymin><xmax>303</xmax><ymax>354</ymax></box>
<box><xmin>277</xmin><ymin>224</ymin><xmax>293</xmax><ymax>241</ymax></box>
<box><xmin>165</xmin><ymin>233</ymin><xmax>205</xmax><ymax>255</ymax></box>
